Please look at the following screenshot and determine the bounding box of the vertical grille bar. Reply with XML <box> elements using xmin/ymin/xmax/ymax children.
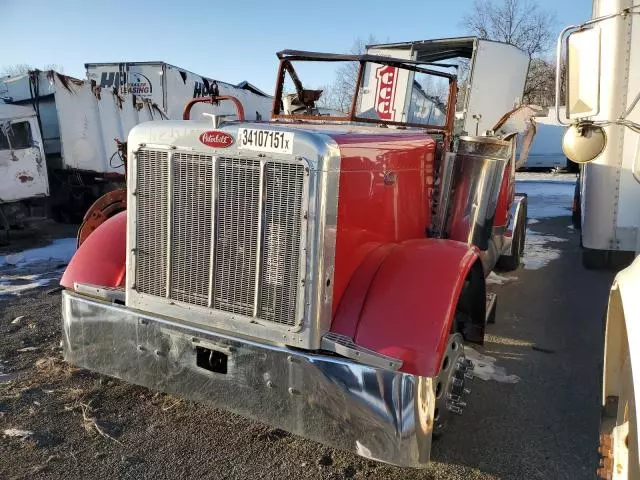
<box><xmin>135</xmin><ymin>149</ymin><xmax>169</xmax><ymax>297</ymax></box>
<box><xmin>165</xmin><ymin>152</ymin><xmax>174</xmax><ymax>298</ymax></box>
<box><xmin>207</xmin><ymin>157</ymin><xmax>218</xmax><ymax>308</ymax></box>
<box><xmin>252</xmin><ymin>162</ymin><xmax>266</xmax><ymax>317</ymax></box>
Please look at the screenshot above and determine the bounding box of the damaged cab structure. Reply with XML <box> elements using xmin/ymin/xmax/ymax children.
<box><xmin>0</xmin><ymin>104</ymin><xmax>48</xmax><ymax>240</ymax></box>
<box><xmin>60</xmin><ymin>39</ymin><xmax>534</xmax><ymax>467</ymax></box>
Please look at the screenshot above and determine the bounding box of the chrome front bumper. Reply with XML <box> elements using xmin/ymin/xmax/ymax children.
<box><xmin>61</xmin><ymin>291</ymin><xmax>435</xmax><ymax>467</ymax></box>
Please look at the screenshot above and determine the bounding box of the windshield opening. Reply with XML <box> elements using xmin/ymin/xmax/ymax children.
<box><xmin>274</xmin><ymin>57</ymin><xmax>454</xmax><ymax>129</ymax></box>
<box><xmin>0</xmin><ymin>121</ymin><xmax>33</xmax><ymax>150</ymax></box>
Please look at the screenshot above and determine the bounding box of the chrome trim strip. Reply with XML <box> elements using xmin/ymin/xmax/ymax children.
<box><xmin>62</xmin><ymin>290</ymin><xmax>435</xmax><ymax>468</ymax></box>
<box><xmin>503</xmin><ymin>193</ymin><xmax>527</xmax><ymax>256</ymax></box>
<box><xmin>165</xmin><ymin>150</ymin><xmax>174</xmax><ymax>298</ymax></box>
<box><xmin>207</xmin><ymin>156</ymin><xmax>218</xmax><ymax>307</ymax></box>
<box><xmin>253</xmin><ymin>161</ymin><xmax>266</xmax><ymax>317</ymax></box>
<box><xmin>74</xmin><ymin>283</ymin><xmax>125</xmax><ymax>303</ymax></box>
<box><xmin>321</xmin><ymin>332</ymin><xmax>403</xmax><ymax>370</ymax></box>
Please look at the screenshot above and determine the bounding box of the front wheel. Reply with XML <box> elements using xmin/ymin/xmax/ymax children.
<box><xmin>433</xmin><ymin>333</ymin><xmax>472</xmax><ymax>437</ymax></box>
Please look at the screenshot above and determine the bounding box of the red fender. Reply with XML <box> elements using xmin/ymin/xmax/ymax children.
<box><xmin>332</xmin><ymin>239</ymin><xmax>481</xmax><ymax>377</ymax></box>
<box><xmin>60</xmin><ymin>211</ymin><xmax>127</xmax><ymax>289</ymax></box>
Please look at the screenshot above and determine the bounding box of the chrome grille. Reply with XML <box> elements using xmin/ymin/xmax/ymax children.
<box><xmin>135</xmin><ymin>149</ymin><xmax>168</xmax><ymax>297</ymax></box>
<box><xmin>135</xmin><ymin>149</ymin><xmax>306</xmax><ymax>327</ymax></box>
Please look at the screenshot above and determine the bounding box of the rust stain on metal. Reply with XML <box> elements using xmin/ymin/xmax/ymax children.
<box><xmin>597</xmin><ymin>433</ymin><xmax>613</xmax><ymax>480</ymax></box>
<box><xmin>16</xmin><ymin>172</ymin><xmax>34</xmax><ymax>183</ymax></box>
<box><xmin>54</xmin><ymin>72</ymin><xmax>84</xmax><ymax>93</ymax></box>
<box><xmin>77</xmin><ymin>188</ymin><xmax>127</xmax><ymax>247</ymax></box>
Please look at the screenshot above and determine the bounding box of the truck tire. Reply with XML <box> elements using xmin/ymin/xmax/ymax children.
<box><xmin>496</xmin><ymin>202</ymin><xmax>526</xmax><ymax>271</ymax></box>
<box><xmin>433</xmin><ymin>332</ymin><xmax>471</xmax><ymax>438</ymax></box>
<box><xmin>583</xmin><ymin>248</ymin><xmax>635</xmax><ymax>271</ymax></box>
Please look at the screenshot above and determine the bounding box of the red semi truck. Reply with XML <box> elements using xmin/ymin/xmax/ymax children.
<box><xmin>59</xmin><ymin>43</ymin><xmax>532</xmax><ymax>467</ymax></box>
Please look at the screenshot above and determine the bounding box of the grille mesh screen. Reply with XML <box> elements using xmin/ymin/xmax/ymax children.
<box><xmin>135</xmin><ymin>149</ymin><xmax>168</xmax><ymax>297</ymax></box>
<box><xmin>170</xmin><ymin>153</ymin><xmax>213</xmax><ymax>306</ymax></box>
<box><xmin>135</xmin><ymin>150</ymin><xmax>305</xmax><ymax>327</ymax></box>
<box><xmin>259</xmin><ymin>163</ymin><xmax>305</xmax><ymax>324</ymax></box>
<box><xmin>212</xmin><ymin>158</ymin><xmax>261</xmax><ymax>316</ymax></box>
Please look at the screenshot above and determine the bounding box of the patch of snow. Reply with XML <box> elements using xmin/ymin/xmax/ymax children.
<box><xmin>3</xmin><ymin>428</ymin><xmax>33</xmax><ymax>438</ymax></box>
<box><xmin>516</xmin><ymin>172</ymin><xmax>577</xmax><ymax>183</ymax></box>
<box><xmin>517</xmin><ymin>181</ymin><xmax>575</xmax><ymax>219</ymax></box>
<box><xmin>0</xmin><ymin>274</ymin><xmax>57</xmax><ymax>296</ymax></box>
<box><xmin>464</xmin><ymin>346</ymin><xmax>520</xmax><ymax>383</ymax></box>
<box><xmin>486</xmin><ymin>272</ymin><xmax>518</xmax><ymax>285</ymax></box>
<box><xmin>0</xmin><ymin>238</ymin><xmax>76</xmax><ymax>267</ymax></box>
<box><xmin>523</xmin><ymin>229</ymin><xmax>568</xmax><ymax>270</ymax></box>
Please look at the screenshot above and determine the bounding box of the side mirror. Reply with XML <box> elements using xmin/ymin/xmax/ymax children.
<box><xmin>562</xmin><ymin>123</ymin><xmax>606</xmax><ymax>163</ymax></box>
<box><xmin>566</xmin><ymin>28</ymin><xmax>601</xmax><ymax>119</ymax></box>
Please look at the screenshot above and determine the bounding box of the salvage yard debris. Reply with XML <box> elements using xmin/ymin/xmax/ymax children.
<box><xmin>65</xmin><ymin>400</ymin><xmax>122</xmax><ymax>445</ymax></box>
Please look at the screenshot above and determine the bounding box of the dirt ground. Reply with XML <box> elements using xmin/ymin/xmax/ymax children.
<box><xmin>0</xmin><ymin>179</ymin><xmax>617</xmax><ymax>479</ymax></box>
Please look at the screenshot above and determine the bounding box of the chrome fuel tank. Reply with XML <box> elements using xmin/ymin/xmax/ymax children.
<box><xmin>447</xmin><ymin>136</ymin><xmax>511</xmax><ymax>250</ymax></box>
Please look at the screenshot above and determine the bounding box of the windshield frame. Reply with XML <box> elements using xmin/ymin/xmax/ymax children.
<box><xmin>271</xmin><ymin>50</ymin><xmax>457</xmax><ymax>133</ymax></box>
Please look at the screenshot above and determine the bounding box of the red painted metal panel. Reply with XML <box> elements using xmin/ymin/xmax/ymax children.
<box><xmin>345</xmin><ymin>239</ymin><xmax>479</xmax><ymax>377</ymax></box>
<box><xmin>60</xmin><ymin>211</ymin><xmax>127</xmax><ymax>289</ymax></box>
<box><xmin>330</xmin><ymin>133</ymin><xmax>436</xmax><ymax>315</ymax></box>
<box><xmin>494</xmin><ymin>158</ymin><xmax>514</xmax><ymax>228</ymax></box>
<box><xmin>331</xmin><ymin>243</ymin><xmax>398</xmax><ymax>338</ymax></box>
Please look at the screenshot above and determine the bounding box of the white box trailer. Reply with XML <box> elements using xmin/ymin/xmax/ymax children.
<box><xmin>0</xmin><ymin>71</ymin><xmax>165</xmax><ymax>220</ymax></box>
<box><xmin>521</xmin><ymin>107</ymin><xmax>570</xmax><ymax>170</ymax></box>
<box><xmin>84</xmin><ymin>61</ymin><xmax>273</xmax><ymax>122</ymax></box>
<box><xmin>367</xmin><ymin>37</ymin><xmax>531</xmax><ymax>136</ymax></box>
<box><xmin>556</xmin><ymin>0</ymin><xmax>640</xmax><ymax>268</ymax></box>
<box><xmin>0</xmin><ymin>66</ymin><xmax>273</xmax><ymax>221</ymax></box>
<box><xmin>0</xmin><ymin>71</ymin><xmax>165</xmax><ymax>175</ymax></box>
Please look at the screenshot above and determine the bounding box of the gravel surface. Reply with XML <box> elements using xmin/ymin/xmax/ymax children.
<box><xmin>0</xmin><ymin>179</ymin><xmax>617</xmax><ymax>479</ymax></box>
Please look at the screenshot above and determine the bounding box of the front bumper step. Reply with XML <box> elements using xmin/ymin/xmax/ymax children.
<box><xmin>61</xmin><ymin>290</ymin><xmax>436</xmax><ymax>468</ymax></box>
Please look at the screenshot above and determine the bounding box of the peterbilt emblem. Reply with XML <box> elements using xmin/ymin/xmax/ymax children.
<box><xmin>199</xmin><ymin>131</ymin><xmax>234</xmax><ymax>148</ymax></box>
<box><xmin>375</xmin><ymin>65</ymin><xmax>398</xmax><ymax>121</ymax></box>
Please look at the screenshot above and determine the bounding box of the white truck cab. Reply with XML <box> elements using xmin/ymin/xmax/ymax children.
<box><xmin>0</xmin><ymin>104</ymin><xmax>49</xmax><ymax>237</ymax></box>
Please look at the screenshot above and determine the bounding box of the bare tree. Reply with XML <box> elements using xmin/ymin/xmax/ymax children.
<box><xmin>461</xmin><ymin>0</ymin><xmax>558</xmax><ymax>105</ymax></box>
<box><xmin>318</xmin><ymin>35</ymin><xmax>379</xmax><ymax>113</ymax></box>
<box><xmin>1</xmin><ymin>63</ymin><xmax>64</xmax><ymax>77</ymax></box>
<box><xmin>461</xmin><ymin>0</ymin><xmax>556</xmax><ymax>57</ymax></box>
<box><xmin>523</xmin><ymin>57</ymin><xmax>565</xmax><ymax>106</ymax></box>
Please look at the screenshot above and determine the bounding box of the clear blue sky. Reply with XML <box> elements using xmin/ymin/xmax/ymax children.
<box><xmin>3</xmin><ymin>0</ymin><xmax>591</xmax><ymax>93</ymax></box>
